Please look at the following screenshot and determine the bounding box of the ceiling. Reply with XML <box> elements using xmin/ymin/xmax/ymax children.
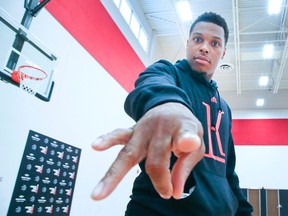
<box><xmin>133</xmin><ymin>0</ymin><xmax>288</xmax><ymax>111</ymax></box>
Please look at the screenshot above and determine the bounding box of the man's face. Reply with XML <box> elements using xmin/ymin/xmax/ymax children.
<box><xmin>186</xmin><ymin>21</ymin><xmax>226</xmax><ymax>80</ymax></box>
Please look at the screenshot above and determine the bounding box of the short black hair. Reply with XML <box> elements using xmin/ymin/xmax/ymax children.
<box><xmin>189</xmin><ymin>12</ymin><xmax>229</xmax><ymax>46</ymax></box>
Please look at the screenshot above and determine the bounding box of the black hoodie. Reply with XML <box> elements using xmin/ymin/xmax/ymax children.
<box><xmin>124</xmin><ymin>59</ymin><xmax>253</xmax><ymax>216</ymax></box>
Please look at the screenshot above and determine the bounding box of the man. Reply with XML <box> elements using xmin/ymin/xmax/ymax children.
<box><xmin>91</xmin><ymin>12</ymin><xmax>253</xmax><ymax>215</ymax></box>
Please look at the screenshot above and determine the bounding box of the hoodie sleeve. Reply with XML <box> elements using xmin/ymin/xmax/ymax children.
<box><xmin>124</xmin><ymin>59</ymin><xmax>193</xmax><ymax>121</ymax></box>
<box><xmin>226</xmin><ymin>134</ymin><xmax>254</xmax><ymax>216</ymax></box>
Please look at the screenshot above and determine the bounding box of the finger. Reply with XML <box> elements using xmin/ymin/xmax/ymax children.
<box><xmin>92</xmin><ymin>127</ymin><xmax>134</xmax><ymax>151</ymax></box>
<box><xmin>91</xmin><ymin>138</ymin><xmax>146</xmax><ymax>200</ymax></box>
<box><xmin>145</xmin><ymin>135</ymin><xmax>173</xmax><ymax>199</ymax></box>
<box><xmin>171</xmin><ymin>143</ymin><xmax>205</xmax><ymax>199</ymax></box>
<box><xmin>173</xmin><ymin>132</ymin><xmax>202</xmax><ymax>154</ymax></box>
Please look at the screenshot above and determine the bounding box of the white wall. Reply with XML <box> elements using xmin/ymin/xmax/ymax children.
<box><xmin>236</xmin><ymin>145</ymin><xmax>288</xmax><ymax>189</ymax></box>
<box><xmin>0</xmin><ymin>0</ymin><xmax>139</xmax><ymax>215</ymax></box>
<box><xmin>233</xmin><ymin>110</ymin><xmax>288</xmax><ymax>190</ymax></box>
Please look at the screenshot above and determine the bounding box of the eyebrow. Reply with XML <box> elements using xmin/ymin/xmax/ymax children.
<box><xmin>192</xmin><ymin>32</ymin><xmax>223</xmax><ymax>41</ymax></box>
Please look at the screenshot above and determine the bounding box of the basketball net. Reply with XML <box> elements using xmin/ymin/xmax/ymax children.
<box><xmin>11</xmin><ymin>65</ymin><xmax>47</xmax><ymax>96</ymax></box>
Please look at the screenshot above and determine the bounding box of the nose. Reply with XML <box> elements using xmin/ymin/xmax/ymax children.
<box><xmin>200</xmin><ymin>43</ymin><xmax>209</xmax><ymax>54</ymax></box>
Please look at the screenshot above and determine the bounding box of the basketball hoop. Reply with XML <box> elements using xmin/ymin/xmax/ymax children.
<box><xmin>11</xmin><ymin>65</ymin><xmax>48</xmax><ymax>95</ymax></box>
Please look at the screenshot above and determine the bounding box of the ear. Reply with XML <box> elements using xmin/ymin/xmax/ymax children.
<box><xmin>221</xmin><ymin>47</ymin><xmax>226</xmax><ymax>59</ymax></box>
<box><xmin>186</xmin><ymin>38</ymin><xmax>189</xmax><ymax>47</ymax></box>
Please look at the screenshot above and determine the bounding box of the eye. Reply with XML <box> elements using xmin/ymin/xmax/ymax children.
<box><xmin>193</xmin><ymin>37</ymin><xmax>203</xmax><ymax>43</ymax></box>
<box><xmin>211</xmin><ymin>41</ymin><xmax>221</xmax><ymax>47</ymax></box>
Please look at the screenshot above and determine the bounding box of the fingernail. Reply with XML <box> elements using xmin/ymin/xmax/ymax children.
<box><xmin>159</xmin><ymin>193</ymin><xmax>171</xmax><ymax>199</ymax></box>
<box><xmin>92</xmin><ymin>137</ymin><xmax>103</xmax><ymax>147</ymax></box>
<box><xmin>91</xmin><ymin>181</ymin><xmax>104</xmax><ymax>198</ymax></box>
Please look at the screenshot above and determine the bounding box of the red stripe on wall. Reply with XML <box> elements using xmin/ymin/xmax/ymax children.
<box><xmin>45</xmin><ymin>0</ymin><xmax>145</xmax><ymax>92</ymax></box>
<box><xmin>232</xmin><ymin>119</ymin><xmax>288</xmax><ymax>146</ymax></box>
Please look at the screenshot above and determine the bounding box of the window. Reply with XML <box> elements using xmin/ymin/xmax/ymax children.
<box><xmin>113</xmin><ymin>0</ymin><xmax>149</xmax><ymax>52</ymax></box>
<box><xmin>113</xmin><ymin>0</ymin><xmax>121</xmax><ymax>7</ymax></box>
<box><xmin>130</xmin><ymin>13</ymin><xmax>140</xmax><ymax>38</ymax></box>
<box><xmin>119</xmin><ymin>0</ymin><xmax>131</xmax><ymax>24</ymax></box>
<box><xmin>139</xmin><ymin>28</ymin><xmax>148</xmax><ymax>51</ymax></box>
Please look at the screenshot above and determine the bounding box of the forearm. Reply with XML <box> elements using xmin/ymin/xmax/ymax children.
<box><xmin>124</xmin><ymin>60</ymin><xmax>192</xmax><ymax>121</ymax></box>
<box><xmin>124</xmin><ymin>84</ymin><xmax>192</xmax><ymax>121</ymax></box>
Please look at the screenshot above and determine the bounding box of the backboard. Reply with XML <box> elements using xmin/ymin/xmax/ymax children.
<box><xmin>0</xmin><ymin>7</ymin><xmax>58</xmax><ymax>102</ymax></box>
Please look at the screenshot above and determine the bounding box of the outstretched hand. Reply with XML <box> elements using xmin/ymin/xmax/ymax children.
<box><xmin>91</xmin><ymin>102</ymin><xmax>205</xmax><ymax>200</ymax></box>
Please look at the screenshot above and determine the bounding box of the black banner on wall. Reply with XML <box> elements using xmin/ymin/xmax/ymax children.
<box><xmin>7</xmin><ymin>130</ymin><xmax>81</xmax><ymax>215</ymax></box>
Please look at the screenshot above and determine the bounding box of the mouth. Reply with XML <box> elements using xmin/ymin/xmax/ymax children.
<box><xmin>194</xmin><ymin>55</ymin><xmax>211</xmax><ymax>64</ymax></box>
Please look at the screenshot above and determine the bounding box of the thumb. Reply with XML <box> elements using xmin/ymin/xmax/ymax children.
<box><xmin>171</xmin><ymin>131</ymin><xmax>205</xmax><ymax>199</ymax></box>
<box><xmin>171</xmin><ymin>143</ymin><xmax>205</xmax><ymax>199</ymax></box>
